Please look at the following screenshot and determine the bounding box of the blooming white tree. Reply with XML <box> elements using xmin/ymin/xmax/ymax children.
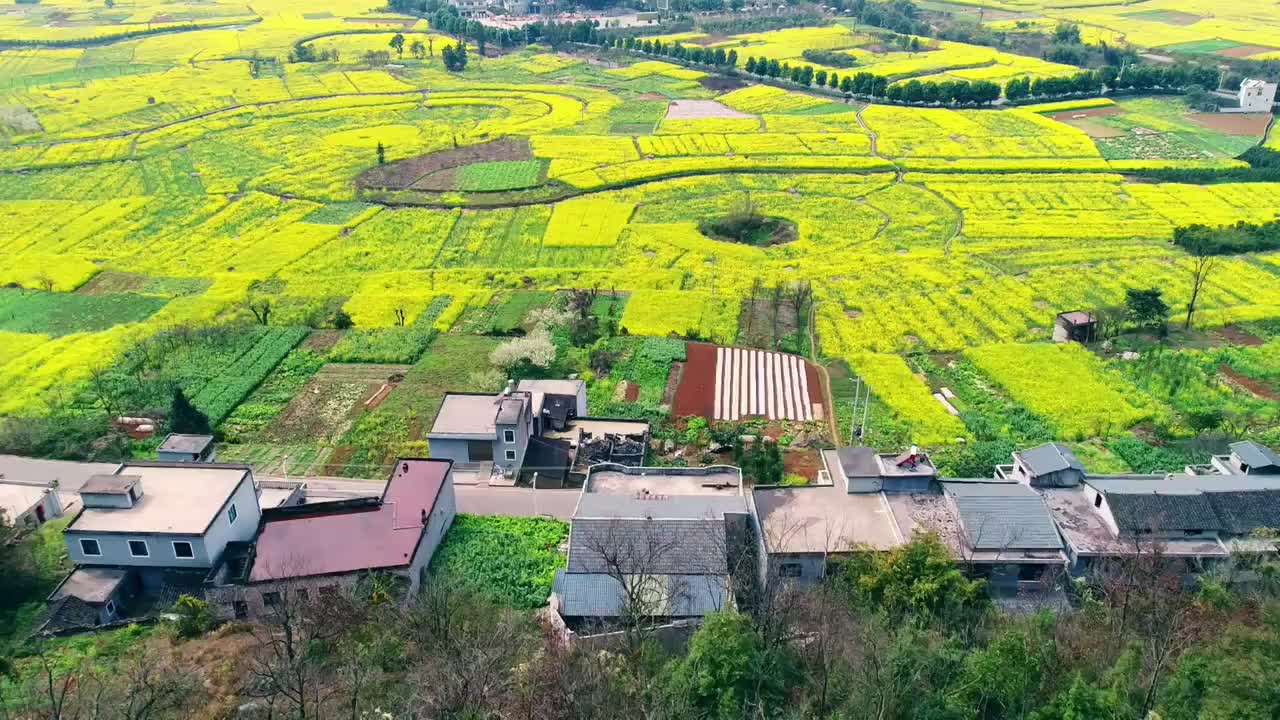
<box><xmin>490</xmin><ymin>326</ymin><xmax>556</xmax><ymax>370</ymax></box>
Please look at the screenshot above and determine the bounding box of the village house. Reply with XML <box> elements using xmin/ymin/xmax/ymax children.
<box><xmin>0</xmin><ymin>479</ymin><xmax>63</xmax><ymax>529</ymax></box>
<box><xmin>550</xmin><ymin>464</ymin><xmax>750</xmax><ymax>640</ymax></box>
<box><xmin>206</xmin><ymin>458</ymin><xmax>455</xmax><ymax>621</ymax></box>
<box><xmin>45</xmin><ymin>462</ymin><xmax>262</xmax><ymax>631</ymax></box>
<box><xmin>1052</xmin><ymin>311</ymin><xmax>1097</xmax><ymax>344</ymax></box>
<box><xmin>1238</xmin><ymin>78</ymin><xmax>1277</xmax><ymax>112</ymax></box>
<box><xmin>1209</xmin><ymin>440</ymin><xmax>1280</xmax><ymax>476</ymax></box>
<box><xmin>1011</xmin><ymin>441</ymin><xmax>1280</xmax><ymax>574</ymax></box>
<box><xmin>427</xmin><ymin>378</ymin><xmax>648</xmax><ymax>487</ymax></box>
<box><xmin>155</xmin><ymin>433</ymin><xmax>217</xmax><ymax>463</ymax></box>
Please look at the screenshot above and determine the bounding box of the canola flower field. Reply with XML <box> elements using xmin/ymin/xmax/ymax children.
<box><xmin>1</xmin><ymin>0</ymin><xmax>1278</xmax><ymax>472</ymax></box>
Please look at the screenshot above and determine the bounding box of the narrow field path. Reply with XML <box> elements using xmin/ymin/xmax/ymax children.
<box><xmin>905</xmin><ymin>180</ymin><xmax>965</xmax><ymax>256</ymax></box>
<box><xmin>807</xmin><ymin>304</ymin><xmax>840</xmax><ymax>444</ymax></box>
<box><xmin>855</xmin><ymin>104</ymin><xmax>881</xmax><ymax>158</ymax></box>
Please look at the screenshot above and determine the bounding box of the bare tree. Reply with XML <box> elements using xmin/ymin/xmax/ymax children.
<box><xmin>400</xmin><ymin>581</ymin><xmax>535</xmax><ymax>718</ymax></box>
<box><xmin>247</xmin><ymin>297</ymin><xmax>272</xmax><ymax>326</ymax></box>
<box><xmin>575</xmin><ymin>517</ymin><xmax>688</xmax><ymax>654</ymax></box>
<box><xmin>242</xmin><ymin>571</ymin><xmax>341</xmax><ymax>720</ymax></box>
<box><xmin>1183</xmin><ymin>251</ymin><xmax>1216</xmax><ymax>330</ymax></box>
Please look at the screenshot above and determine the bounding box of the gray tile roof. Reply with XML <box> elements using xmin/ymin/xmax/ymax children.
<box><xmin>574</xmin><ymin>493</ymin><xmax>747</xmax><ymax>520</ymax></box>
<box><xmin>1018</xmin><ymin>443</ymin><xmax>1084</xmax><ymax>477</ymax></box>
<box><xmin>1231</xmin><ymin>441</ymin><xmax>1280</xmax><ymax>470</ymax></box>
<box><xmin>1105</xmin><ymin>492</ymin><xmax>1222</xmax><ymax>533</ymax></box>
<box><xmin>568</xmin><ymin>518</ymin><xmax>728</xmax><ymax>574</ymax></box>
<box><xmin>553</xmin><ymin>570</ymin><xmax>729</xmax><ymax>618</ymax></box>
<box><xmin>1088</xmin><ymin>475</ymin><xmax>1280</xmax><ymax>494</ymax></box>
<box><xmin>943</xmin><ymin>482</ymin><xmax>1063</xmax><ymax>551</ymax></box>
<box><xmin>1207</xmin><ymin>490</ymin><xmax>1280</xmax><ymax>534</ymax></box>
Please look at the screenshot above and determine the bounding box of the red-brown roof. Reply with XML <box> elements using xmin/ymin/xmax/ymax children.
<box><xmin>249</xmin><ymin>459</ymin><xmax>451</xmax><ymax>583</ymax></box>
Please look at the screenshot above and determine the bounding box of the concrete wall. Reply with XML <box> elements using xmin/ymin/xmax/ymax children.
<box><xmin>496</xmin><ymin>416</ymin><xmax>530</xmax><ymax>477</ymax></box>
<box><xmin>65</xmin><ymin>531</ymin><xmax>213</xmax><ymax>568</ymax></box>
<box><xmin>881</xmin><ymin>476</ymin><xmax>933</xmax><ymax>493</ymax></box>
<box><xmin>8</xmin><ymin>489</ymin><xmax>61</xmax><ymax>528</ymax></box>
<box><xmin>427</xmin><ymin>437</ymin><xmax>473</xmax><ymax>464</ymax></box>
<box><xmin>408</xmin><ymin>478</ymin><xmax>456</xmax><ymax>593</ymax></box>
<box><xmin>767</xmin><ymin>552</ymin><xmax>828</xmax><ymax>584</ymax></box>
<box><xmin>80</xmin><ymin>491</ymin><xmax>135</xmax><ymax>509</ymax></box>
<box><xmin>201</xmin><ymin>474</ymin><xmax>262</xmax><ymax>567</ymax></box>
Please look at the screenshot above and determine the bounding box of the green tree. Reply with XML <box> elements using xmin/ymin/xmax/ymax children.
<box><xmin>1030</xmin><ymin>674</ymin><xmax>1118</xmax><ymax>720</ymax></box>
<box><xmin>376</xmin><ymin>141</ymin><xmax>386</xmax><ymax>165</ymax></box>
<box><xmin>409</xmin><ymin>39</ymin><xmax>426</xmax><ymax>59</ymax></box>
<box><xmin>169</xmin><ymin>387</ymin><xmax>211</xmax><ymax>435</ymax></box>
<box><xmin>952</xmin><ymin>613</ymin><xmax>1059</xmax><ymax>719</ymax></box>
<box><xmin>1124</xmin><ymin>287</ymin><xmax>1170</xmax><ymax>331</ymax></box>
<box><xmin>389</xmin><ymin>32</ymin><xmax>405</xmax><ymax>58</ymax></box>
<box><xmin>1159</xmin><ymin>615</ymin><xmax>1280</xmax><ymax>720</ymax></box>
<box><xmin>839</xmin><ymin>533</ymin><xmax>987</xmax><ymax>624</ymax></box>
<box><xmin>668</xmin><ymin>611</ymin><xmax>795</xmax><ymax>720</ymax></box>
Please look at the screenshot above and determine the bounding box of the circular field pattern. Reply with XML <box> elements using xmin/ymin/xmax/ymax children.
<box><xmin>325</xmin><ymin>124</ymin><xmax>421</xmax><ymax>147</ymax></box>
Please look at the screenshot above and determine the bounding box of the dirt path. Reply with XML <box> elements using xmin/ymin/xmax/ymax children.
<box><xmin>906</xmin><ymin>180</ymin><xmax>965</xmax><ymax>256</ymax></box>
<box><xmin>1220</xmin><ymin>364</ymin><xmax>1279</xmax><ymax>400</ymax></box>
<box><xmin>808</xmin><ymin>303</ymin><xmax>840</xmax><ymax>444</ymax></box>
<box><xmin>855</xmin><ymin>104</ymin><xmax>881</xmax><ymax>158</ymax></box>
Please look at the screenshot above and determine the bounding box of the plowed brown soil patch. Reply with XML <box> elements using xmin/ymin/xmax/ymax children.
<box><xmin>1187</xmin><ymin>112</ymin><xmax>1272</xmax><ymax>135</ymax></box>
<box><xmin>1217</xmin><ymin>44</ymin><xmax>1277</xmax><ymax>58</ymax></box>
<box><xmin>1051</xmin><ymin>106</ymin><xmax>1122</xmax><ymax>122</ymax></box>
<box><xmin>1220</xmin><ymin>364</ymin><xmax>1279</xmax><ymax>400</ymax></box>
<box><xmin>674</xmin><ymin>342</ymin><xmax>717</xmax><ymax>418</ymax></box>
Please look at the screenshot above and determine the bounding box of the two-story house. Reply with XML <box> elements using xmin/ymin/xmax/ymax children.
<box><xmin>426</xmin><ymin>391</ymin><xmax>533</xmax><ymax>479</ymax></box>
<box><xmin>45</xmin><ymin>463</ymin><xmax>260</xmax><ymax>630</ymax></box>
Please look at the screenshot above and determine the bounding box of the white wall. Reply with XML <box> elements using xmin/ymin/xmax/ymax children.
<box><xmin>202</xmin><ymin>474</ymin><xmax>262</xmax><ymax>566</ymax></box>
<box><xmin>409</xmin><ymin>478</ymin><xmax>457</xmax><ymax>592</ymax></box>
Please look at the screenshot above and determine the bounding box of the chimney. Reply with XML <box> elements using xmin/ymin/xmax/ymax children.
<box><xmin>420</xmin><ymin>508</ymin><xmax>428</xmax><ymax>525</ymax></box>
<box><xmin>503</xmin><ymin>379</ymin><xmax>515</xmax><ymax>397</ymax></box>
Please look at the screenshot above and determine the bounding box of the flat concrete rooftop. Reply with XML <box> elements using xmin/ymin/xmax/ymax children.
<box><xmin>67</xmin><ymin>464</ymin><xmax>249</xmax><ymax>535</ymax></box>
<box><xmin>754</xmin><ymin>484</ymin><xmax>901</xmax><ymax>553</ymax></box>
<box><xmin>586</xmin><ymin>466</ymin><xmax>741</xmax><ymax>496</ymax></box>
<box><xmin>429</xmin><ymin>393</ymin><xmax>502</xmax><ymax>436</ymax></box>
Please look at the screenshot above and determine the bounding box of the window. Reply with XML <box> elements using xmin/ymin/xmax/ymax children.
<box><xmin>505</xmin><ymin>449</ymin><xmax>517</xmax><ymax>461</ymax></box>
<box><xmin>1094</xmin><ymin>493</ymin><xmax>1103</xmax><ymax>508</ymax></box>
<box><xmin>233</xmin><ymin>601</ymin><xmax>248</xmax><ymax>620</ymax></box>
<box><xmin>319</xmin><ymin>585</ymin><xmax>339</xmax><ymax>597</ymax></box>
<box><xmin>295</xmin><ymin>589</ymin><xmax>309</xmax><ymax>603</ymax></box>
<box><xmin>262</xmin><ymin>591</ymin><xmax>281</xmax><ymax>608</ymax></box>
<box><xmin>104</xmin><ymin>600</ymin><xmax>116</xmax><ymax>617</ymax></box>
<box><xmin>80</xmin><ymin>538</ymin><xmax>101</xmax><ymax>556</ymax></box>
<box><xmin>128</xmin><ymin>540</ymin><xmax>149</xmax><ymax>557</ymax></box>
<box><xmin>778</xmin><ymin>563</ymin><xmax>802</xmax><ymax>578</ymax></box>
<box><xmin>227</xmin><ymin>503</ymin><xmax>238</xmax><ymax>525</ymax></box>
<box><xmin>503</xmin><ymin>429</ymin><xmax>516</xmax><ymax>443</ymax></box>
<box><xmin>172</xmin><ymin>541</ymin><xmax>194</xmax><ymax>559</ymax></box>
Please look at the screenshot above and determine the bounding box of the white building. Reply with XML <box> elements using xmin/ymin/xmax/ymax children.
<box><xmin>1239</xmin><ymin>78</ymin><xmax>1277</xmax><ymax>112</ymax></box>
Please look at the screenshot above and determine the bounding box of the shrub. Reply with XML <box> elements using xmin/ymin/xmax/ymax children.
<box><xmin>173</xmin><ymin>594</ymin><xmax>215</xmax><ymax>638</ymax></box>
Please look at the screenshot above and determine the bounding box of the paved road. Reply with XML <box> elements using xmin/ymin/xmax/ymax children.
<box><xmin>0</xmin><ymin>455</ymin><xmax>580</xmax><ymax>520</ymax></box>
